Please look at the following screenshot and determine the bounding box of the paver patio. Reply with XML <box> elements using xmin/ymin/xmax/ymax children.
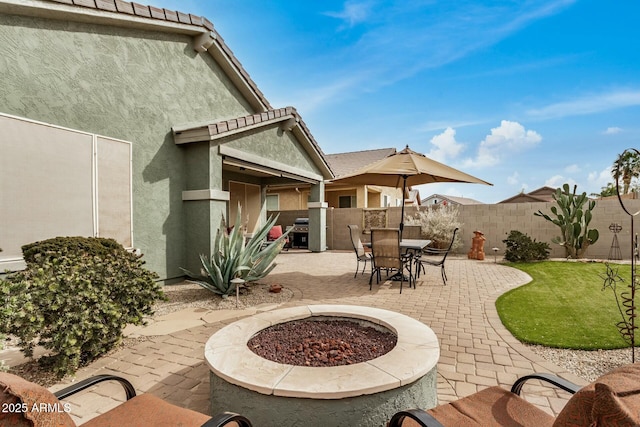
<box><xmin>42</xmin><ymin>251</ymin><xmax>587</xmax><ymax>425</ymax></box>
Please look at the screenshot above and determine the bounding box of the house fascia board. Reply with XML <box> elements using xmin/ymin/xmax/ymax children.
<box><xmin>220</xmin><ymin>145</ymin><xmax>323</xmax><ymax>184</ymax></box>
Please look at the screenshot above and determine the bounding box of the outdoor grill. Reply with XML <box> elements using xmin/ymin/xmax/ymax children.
<box><xmin>291</xmin><ymin>217</ymin><xmax>309</xmax><ymax>248</ymax></box>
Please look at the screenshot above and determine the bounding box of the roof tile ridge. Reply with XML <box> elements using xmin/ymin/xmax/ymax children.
<box><xmin>49</xmin><ymin>0</ymin><xmax>215</xmax><ymax>30</ymax></box>
<box><xmin>327</xmin><ymin>147</ymin><xmax>396</xmax><ymax>156</ymax></box>
<box><xmin>211</xmin><ymin>29</ymin><xmax>271</xmax><ymax>109</ymax></box>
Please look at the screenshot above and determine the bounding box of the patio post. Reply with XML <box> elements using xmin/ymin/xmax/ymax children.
<box><xmin>308</xmin><ymin>181</ymin><xmax>327</xmax><ymax>252</ymax></box>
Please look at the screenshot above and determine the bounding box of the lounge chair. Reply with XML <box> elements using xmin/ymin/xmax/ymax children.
<box><xmin>413</xmin><ymin>228</ymin><xmax>458</xmax><ymax>285</ymax></box>
<box><xmin>0</xmin><ymin>372</ymin><xmax>252</xmax><ymax>426</ymax></box>
<box><xmin>369</xmin><ymin>228</ymin><xmax>414</xmax><ymax>293</ymax></box>
<box><xmin>347</xmin><ymin>224</ymin><xmax>372</xmax><ymax>278</ymax></box>
<box><xmin>389</xmin><ymin>362</ymin><xmax>640</xmax><ymax>426</ymax></box>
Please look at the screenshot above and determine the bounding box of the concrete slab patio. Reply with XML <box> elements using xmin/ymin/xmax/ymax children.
<box><xmin>39</xmin><ymin>251</ymin><xmax>588</xmax><ymax>425</ymax></box>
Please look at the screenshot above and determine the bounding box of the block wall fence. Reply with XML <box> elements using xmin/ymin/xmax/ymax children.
<box><xmin>270</xmin><ymin>198</ymin><xmax>640</xmax><ymax>260</ymax></box>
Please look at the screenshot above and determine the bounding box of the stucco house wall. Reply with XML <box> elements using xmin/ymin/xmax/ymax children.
<box><xmin>0</xmin><ymin>1</ymin><xmax>331</xmax><ymax>281</ymax></box>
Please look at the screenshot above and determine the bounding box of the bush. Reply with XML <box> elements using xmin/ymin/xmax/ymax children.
<box><xmin>406</xmin><ymin>205</ymin><xmax>462</xmax><ymax>250</ymax></box>
<box><xmin>21</xmin><ymin>236</ymin><xmax>123</xmax><ymax>264</ymax></box>
<box><xmin>502</xmin><ymin>230</ymin><xmax>550</xmax><ymax>262</ymax></box>
<box><xmin>0</xmin><ymin>237</ymin><xmax>164</xmax><ymax>377</ymax></box>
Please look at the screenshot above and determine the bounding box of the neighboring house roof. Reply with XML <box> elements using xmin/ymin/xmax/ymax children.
<box><xmin>498</xmin><ymin>186</ymin><xmax>556</xmax><ymax>204</ymax></box>
<box><xmin>325</xmin><ymin>148</ymin><xmax>396</xmax><ymax>178</ymax></box>
<box><xmin>406</xmin><ymin>189</ymin><xmax>421</xmax><ymax>206</ymax></box>
<box><xmin>527</xmin><ymin>186</ymin><xmax>556</xmax><ymax>201</ymax></box>
<box><xmin>421</xmin><ymin>194</ymin><xmax>483</xmax><ymax>205</ymax></box>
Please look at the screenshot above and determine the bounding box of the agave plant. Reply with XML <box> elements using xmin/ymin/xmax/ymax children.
<box><xmin>181</xmin><ymin>208</ymin><xmax>290</xmax><ymax>297</ymax></box>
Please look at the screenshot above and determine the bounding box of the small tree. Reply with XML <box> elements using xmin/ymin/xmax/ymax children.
<box><xmin>534</xmin><ymin>183</ymin><xmax>599</xmax><ymax>258</ymax></box>
<box><xmin>406</xmin><ymin>204</ymin><xmax>462</xmax><ymax>250</ymax></box>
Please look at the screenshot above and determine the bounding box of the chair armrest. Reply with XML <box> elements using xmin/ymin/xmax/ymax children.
<box><xmin>510</xmin><ymin>373</ymin><xmax>581</xmax><ymax>396</ymax></box>
<box><xmin>203</xmin><ymin>412</ymin><xmax>253</xmax><ymax>427</ymax></box>
<box><xmin>421</xmin><ymin>248</ymin><xmax>448</xmax><ymax>255</ymax></box>
<box><xmin>388</xmin><ymin>409</ymin><xmax>445</xmax><ymax>427</ymax></box>
<box><xmin>53</xmin><ymin>374</ymin><xmax>137</xmax><ymax>401</ymax></box>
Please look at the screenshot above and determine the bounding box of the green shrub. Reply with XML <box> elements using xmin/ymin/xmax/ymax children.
<box><xmin>0</xmin><ymin>237</ymin><xmax>164</xmax><ymax>377</ymax></box>
<box><xmin>21</xmin><ymin>236</ymin><xmax>122</xmax><ymax>264</ymax></box>
<box><xmin>502</xmin><ymin>230</ymin><xmax>550</xmax><ymax>262</ymax></box>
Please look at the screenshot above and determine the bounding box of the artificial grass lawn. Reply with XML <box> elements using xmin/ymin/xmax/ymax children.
<box><xmin>496</xmin><ymin>261</ymin><xmax>634</xmax><ymax>350</ymax></box>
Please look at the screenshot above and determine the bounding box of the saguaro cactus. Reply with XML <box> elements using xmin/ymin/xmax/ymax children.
<box><xmin>534</xmin><ymin>183</ymin><xmax>599</xmax><ymax>258</ymax></box>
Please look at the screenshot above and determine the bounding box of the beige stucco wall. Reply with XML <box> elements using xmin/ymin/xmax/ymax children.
<box><xmin>271</xmin><ymin>199</ymin><xmax>640</xmax><ymax>260</ymax></box>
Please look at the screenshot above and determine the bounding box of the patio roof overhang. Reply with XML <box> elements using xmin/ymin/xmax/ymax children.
<box><xmin>172</xmin><ymin>107</ymin><xmax>334</xmax><ymax>183</ymax></box>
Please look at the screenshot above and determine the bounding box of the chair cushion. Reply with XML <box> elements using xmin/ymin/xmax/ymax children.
<box><xmin>0</xmin><ymin>372</ymin><xmax>76</xmax><ymax>427</ymax></box>
<box><xmin>553</xmin><ymin>363</ymin><xmax>640</xmax><ymax>427</ymax></box>
<box><xmin>422</xmin><ymin>386</ymin><xmax>554</xmax><ymax>427</ymax></box>
<box><xmin>267</xmin><ymin>226</ymin><xmax>283</xmax><ymax>240</ymax></box>
<box><xmin>81</xmin><ymin>393</ymin><xmax>210</xmax><ymax>427</ymax></box>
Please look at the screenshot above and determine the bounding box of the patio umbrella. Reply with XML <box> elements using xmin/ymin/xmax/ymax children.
<box><xmin>329</xmin><ymin>145</ymin><xmax>492</xmax><ymax>237</ymax></box>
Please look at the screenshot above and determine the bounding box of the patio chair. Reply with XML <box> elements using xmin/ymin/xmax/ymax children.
<box><xmin>413</xmin><ymin>228</ymin><xmax>458</xmax><ymax>285</ymax></box>
<box><xmin>388</xmin><ymin>362</ymin><xmax>640</xmax><ymax>427</ymax></box>
<box><xmin>369</xmin><ymin>228</ymin><xmax>414</xmax><ymax>293</ymax></box>
<box><xmin>263</xmin><ymin>225</ymin><xmax>289</xmax><ymax>251</ymax></box>
<box><xmin>0</xmin><ymin>372</ymin><xmax>253</xmax><ymax>427</ymax></box>
<box><xmin>347</xmin><ymin>224</ymin><xmax>372</xmax><ymax>278</ymax></box>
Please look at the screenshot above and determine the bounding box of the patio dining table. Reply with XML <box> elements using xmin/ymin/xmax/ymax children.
<box><xmin>363</xmin><ymin>239</ymin><xmax>432</xmax><ymax>251</ymax></box>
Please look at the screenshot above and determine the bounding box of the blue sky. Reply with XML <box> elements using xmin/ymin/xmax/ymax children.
<box><xmin>150</xmin><ymin>0</ymin><xmax>640</xmax><ymax>203</ymax></box>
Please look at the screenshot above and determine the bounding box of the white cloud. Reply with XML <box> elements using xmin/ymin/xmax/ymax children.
<box><xmin>545</xmin><ymin>175</ymin><xmax>577</xmax><ymax>189</ymax></box>
<box><xmin>463</xmin><ymin>120</ymin><xmax>542</xmax><ymax>168</ymax></box>
<box><xmin>427</xmin><ymin>127</ymin><xmax>465</xmax><ymax>162</ymax></box>
<box><xmin>565</xmin><ymin>164</ymin><xmax>580</xmax><ymax>173</ymax></box>
<box><xmin>507</xmin><ymin>172</ymin><xmax>519</xmax><ymax>185</ymax></box>
<box><xmin>604</xmin><ymin>127</ymin><xmax>623</xmax><ymax>135</ymax></box>
<box><xmin>527</xmin><ymin>90</ymin><xmax>640</xmax><ymax>120</ymax></box>
<box><xmin>588</xmin><ymin>166</ymin><xmax>612</xmax><ymax>188</ymax></box>
<box><xmin>324</xmin><ymin>1</ymin><xmax>373</xmax><ymax>28</ymax></box>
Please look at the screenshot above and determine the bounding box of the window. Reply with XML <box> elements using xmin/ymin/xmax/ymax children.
<box><xmin>266</xmin><ymin>194</ymin><xmax>279</xmax><ymax>211</ymax></box>
<box><xmin>383</xmin><ymin>195</ymin><xmax>390</xmax><ymax>207</ymax></box>
<box><xmin>0</xmin><ymin>113</ymin><xmax>133</xmax><ymax>270</ymax></box>
<box><xmin>339</xmin><ymin>195</ymin><xmax>356</xmax><ymax>208</ymax></box>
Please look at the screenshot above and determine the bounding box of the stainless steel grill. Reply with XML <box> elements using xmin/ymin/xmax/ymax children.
<box><xmin>291</xmin><ymin>217</ymin><xmax>309</xmax><ymax>248</ymax></box>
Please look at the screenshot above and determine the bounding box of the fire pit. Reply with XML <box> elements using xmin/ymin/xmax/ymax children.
<box><xmin>205</xmin><ymin>305</ymin><xmax>439</xmax><ymax>426</ymax></box>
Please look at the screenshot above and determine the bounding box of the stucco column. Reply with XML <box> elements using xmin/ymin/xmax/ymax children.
<box><xmin>182</xmin><ymin>143</ymin><xmax>227</xmax><ymax>275</ymax></box>
<box><xmin>308</xmin><ymin>181</ymin><xmax>327</xmax><ymax>252</ymax></box>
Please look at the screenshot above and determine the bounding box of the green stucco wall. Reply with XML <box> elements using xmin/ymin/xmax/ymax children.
<box><xmin>0</xmin><ymin>13</ymin><xmax>253</xmax><ymax>280</ymax></box>
<box><xmin>225</xmin><ymin>125</ymin><xmax>323</xmax><ymax>176</ymax></box>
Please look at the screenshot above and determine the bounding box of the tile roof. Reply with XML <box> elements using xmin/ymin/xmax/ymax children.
<box><xmin>48</xmin><ymin>0</ymin><xmax>214</xmax><ymax>29</ymax></box>
<box><xmin>421</xmin><ymin>194</ymin><xmax>484</xmax><ymax>205</ymax></box>
<box><xmin>498</xmin><ymin>186</ymin><xmax>556</xmax><ymax>204</ymax></box>
<box><xmin>325</xmin><ymin>148</ymin><xmax>396</xmax><ymax>178</ymax></box>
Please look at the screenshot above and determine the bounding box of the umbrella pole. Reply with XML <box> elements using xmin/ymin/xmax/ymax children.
<box><xmin>400</xmin><ymin>175</ymin><xmax>407</xmax><ymax>240</ymax></box>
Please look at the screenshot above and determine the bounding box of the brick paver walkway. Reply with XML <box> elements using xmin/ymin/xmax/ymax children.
<box><xmin>45</xmin><ymin>251</ymin><xmax>588</xmax><ymax>424</ymax></box>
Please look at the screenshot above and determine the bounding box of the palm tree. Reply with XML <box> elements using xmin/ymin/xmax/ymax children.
<box><xmin>612</xmin><ymin>150</ymin><xmax>640</xmax><ymax>194</ymax></box>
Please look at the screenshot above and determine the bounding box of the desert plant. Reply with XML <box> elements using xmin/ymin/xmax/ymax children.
<box><xmin>406</xmin><ymin>204</ymin><xmax>462</xmax><ymax>250</ymax></box>
<box><xmin>182</xmin><ymin>208</ymin><xmax>290</xmax><ymax>297</ymax></box>
<box><xmin>534</xmin><ymin>183</ymin><xmax>599</xmax><ymax>259</ymax></box>
<box><xmin>0</xmin><ymin>237</ymin><xmax>164</xmax><ymax>377</ymax></box>
<box><xmin>502</xmin><ymin>230</ymin><xmax>550</xmax><ymax>262</ymax></box>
